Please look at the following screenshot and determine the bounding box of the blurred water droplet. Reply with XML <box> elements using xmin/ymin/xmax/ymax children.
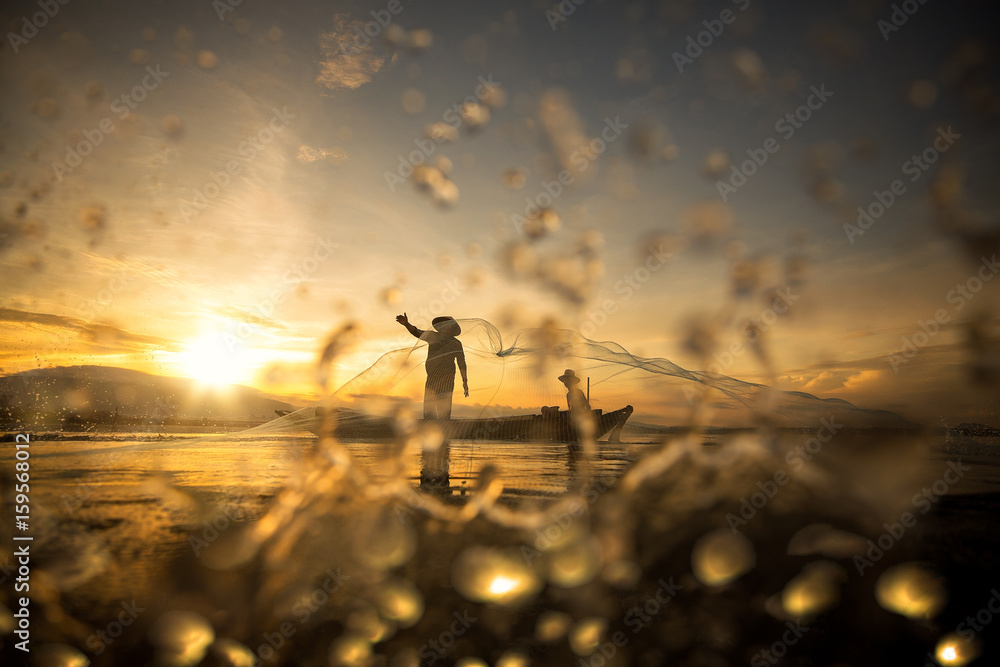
<box><xmin>934</xmin><ymin>632</ymin><xmax>979</xmax><ymax>666</ymax></box>
<box><xmin>234</xmin><ymin>18</ymin><xmax>251</xmax><ymax>34</ymax></box>
<box><xmin>875</xmin><ymin>563</ymin><xmax>946</xmax><ymax>619</ymax></box>
<box><xmin>460</xmin><ymin>101</ymin><xmax>491</xmax><ymax>130</ymax></box>
<box><xmin>267</xmin><ymin>26</ymin><xmax>283</xmax><ymax>42</ymax></box>
<box><xmin>402</xmin><ymin>88</ymin><xmax>425</xmax><ymax>114</ymax></box>
<box><xmin>502</xmin><ymin>167</ymin><xmax>527</xmax><ymax>190</ymax></box>
<box><xmin>479</xmin><ymin>81</ymin><xmax>506</xmax><ymax>108</ymax></box>
<box><xmin>129</xmin><ymin>48</ymin><xmax>151</xmax><ymax>65</ymax></box>
<box><xmin>781</xmin><ymin>561</ymin><xmax>846</xmax><ymax>618</ymax></box>
<box><xmin>495</xmin><ymin>651</ymin><xmax>530</xmax><ymax>667</ymax></box>
<box><xmin>909</xmin><ymin>79</ymin><xmax>938</xmax><ymax>108</ymax></box>
<box><xmin>568</xmin><ymin>617</ymin><xmax>607</xmax><ymax>656</ymax></box>
<box><xmin>426</xmin><ymin>122</ymin><xmax>458</xmax><ymax>142</ymax></box>
<box><xmin>381</xmin><ymin>287</ymin><xmax>403</xmax><ymax>306</ymax></box>
<box><xmin>149</xmin><ymin>610</ymin><xmax>214</xmax><ymax>667</ymax></box>
<box><xmin>455</xmin><ymin>659</ymin><xmax>488</xmax><ymax>667</ymax></box>
<box><xmin>78</xmin><ymin>204</ymin><xmax>106</xmax><ymax>231</ymax></box>
<box><xmin>787</xmin><ymin>524</ymin><xmax>867</xmax><ymax>557</ymax></box>
<box><xmin>691</xmin><ymin>530</ymin><xmax>755</xmax><ymax>587</ymax></box>
<box><xmin>627</xmin><ymin>122</ymin><xmax>659</xmax><ymax>161</ymax></box>
<box><xmin>197</xmin><ymin>50</ymin><xmax>218</xmax><ymax>68</ymax></box>
<box><xmin>547</xmin><ymin>536</ymin><xmax>603</xmax><ymax>587</ymax></box>
<box><xmin>535</xmin><ymin>610</ymin><xmax>572</xmax><ymax>642</ymax></box>
<box><xmin>32</xmin><ymin>644</ymin><xmax>90</xmax><ymax>667</ymax></box>
<box><xmin>376</xmin><ymin>578</ymin><xmax>424</xmax><ymax>628</ymax></box>
<box><xmin>84</xmin><ymin>80</ymin><xmax>103</xmax><ymax>100</ymax></box>
<box><xmin>452</xmin><ymin>546</ymin><xmax>542</xmax><ymax>607</ymax></box>
<box><xmin>355</xmin><ymin>508</ymin><xmax>416</xmax><ymax>570</ymax></box>
<box><xmin>701</xmin><ymin>149</ymin><xmax>730</xmax><ymax>179</ymax></box>
<box><xmin>211</xmin><ymin>638</ymin><xmax>256</xmax><ymax>667</ymax></box>
<box><xmin>682</xmin><ymin>201</ymin><xmax>734</xmax><ymax>248</ymax></box>
<box><xmin>408</xmin><ymin>28</ymin><xmax>434</xmax><ymax>52</ymax></box>
<box><xmin>732</xmin><ymin>48</ymin><xmax>767</xmax><ymax>91</ymax></box>
<box><xmin>328</xmin><ymin>635</ymin><xmax>372</xmax><ymax>667</ymax></box>
<box><xmin>163</xmin><ymin>114</ymin><xmax>184</xmax><ymax>137</ymax></box>
<box><xmin>35</xmin><ymin>97</ymin><xmax>59</xmax><ymax>119</ymax></box>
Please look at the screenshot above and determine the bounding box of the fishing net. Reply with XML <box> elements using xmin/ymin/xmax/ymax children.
<box><xmin>282</xmin><ymin>317</ymin><xmax>914</xmax><ymax>440</ymax></box>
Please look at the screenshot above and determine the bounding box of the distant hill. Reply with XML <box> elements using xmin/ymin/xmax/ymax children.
<box><xmin>0</xmin><ymin>365</ymin><xmax>297</xmax><ymax>428</ymax></box>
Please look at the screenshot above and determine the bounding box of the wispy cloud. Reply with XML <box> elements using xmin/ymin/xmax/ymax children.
<box><xmin>0</xmin><ymin>307</ymin><xmax>179</xmax><ymax>352</ymax></box>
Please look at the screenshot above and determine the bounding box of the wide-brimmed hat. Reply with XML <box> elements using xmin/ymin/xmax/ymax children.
<box><xmin>558</xmin><ymin>369</ymin><xmax>580</xmax><ymax>384</ymax></box>
<box><xmin>432</xmin><ymin>316</ymin><xmax>461</xmax><ymax>335</ymax></box>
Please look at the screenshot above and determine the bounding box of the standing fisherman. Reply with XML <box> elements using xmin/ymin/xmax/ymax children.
<box><xmin>396</xmin><ymin>313</ymin><xmax>469</xmax><ymax>420</ymax></box>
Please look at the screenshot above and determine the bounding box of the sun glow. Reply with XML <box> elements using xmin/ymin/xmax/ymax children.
<box><xmin>180</xmin><ymin>333</ymin><xmax>245</xmax><ymax>387</ymax></box>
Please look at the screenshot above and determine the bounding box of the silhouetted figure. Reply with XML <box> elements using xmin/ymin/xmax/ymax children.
<box><xmin>558</xmin><ymin>369</ymin><xmax>590</xmax><ymax>412</ymax></box>
<box><xmin>396</xmin><ymin>313</ymin><xmax>468</xmax><ymax>420</ymax></box>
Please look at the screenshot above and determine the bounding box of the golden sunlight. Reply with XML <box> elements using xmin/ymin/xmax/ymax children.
<box><xmin>180</xmin><ymin>333</ymin><xmax>245</xmax><ymax>387</ymax></box>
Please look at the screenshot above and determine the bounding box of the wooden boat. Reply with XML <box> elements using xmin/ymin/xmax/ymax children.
<box><xmin>276</xmin><ymin>405</ymin><xmax>634</xmax><ymax>443</ymax></box>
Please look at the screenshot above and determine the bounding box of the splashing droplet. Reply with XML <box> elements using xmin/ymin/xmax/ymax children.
<box><xmin>691</xmin><ymin>530</ymin><xmax>755</xmax><ymax>587</ymax></box>
<box><xmin>875</xmin><ymin>563</ymin><xmax>946</xmax><ymax>620</ymax></box>
<box><xmin>376</xmin><ymin>578</ymin><xmax>424</xmax><ymax>628</ymax></box>
<box><xmin>781</xmin><ymin>561</ymin><xmax>846</xmax><ymax>617</ymax></box>
<box><xmin>934</xmin><ymin>633</ymin><xmax>979</xmax><ymax>666</ymax></box>
<box><xmin>149</xmin><ymin>611</ymin><xmax>215</xmax><ymax>667</ymax></box>
<box><xmin>452</xmin><ymin>547</ymin><xmax>542</xmax><ymax>607</ymax></box>
<box><xmin>568</xmin><ymin>617</ymin><xmax>607</xmax><ymax>656</ymax></box>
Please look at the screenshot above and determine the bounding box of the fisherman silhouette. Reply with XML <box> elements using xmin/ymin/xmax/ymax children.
<box><xmin>558</xmin><ymin>369</ymin><xmax>590</xmax><ymax>412</ymax></box>
<box><xmin>396</xmin><ymin>313</ymin><xmax>468</xmax><ymax>420</ymax></box>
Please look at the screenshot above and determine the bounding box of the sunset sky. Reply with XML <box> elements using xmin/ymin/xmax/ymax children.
<box><xmin>1</xmin><ymin>0</ymin><xmax>998</xmax><ymax>426</ymax></box>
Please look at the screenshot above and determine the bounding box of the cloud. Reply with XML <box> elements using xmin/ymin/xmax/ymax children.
<box><xmin>316</xmin><ymin>16</ymin><xmax>389</xmax><ymax>92</ymax></box>
<box><xmin>0</xmin><ymin>307</ymin><xmax>179</xmax><ymax>352</ymax></box>
<box><xmin>213</xmin><ymin>306</ymin><xmax>288</xmax><ymax>332</ymax></box>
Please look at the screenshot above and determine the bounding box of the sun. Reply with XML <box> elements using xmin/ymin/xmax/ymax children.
<box><xmin>180</xmin><ymin>333</ymin><xmax>244</xmax><ymax>387</ymax></box>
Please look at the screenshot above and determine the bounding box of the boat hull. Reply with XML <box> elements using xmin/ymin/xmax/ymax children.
<box><xmin>297</xmin><ymin>405</ymin><xmax>634</xmax><ymax>442</ymax></box>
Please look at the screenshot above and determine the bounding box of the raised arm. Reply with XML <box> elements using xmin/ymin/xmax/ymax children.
<box><xmin>396</xmin><ymin>312</ymin><xmax>423</xmax><ymax>339</ymax></box>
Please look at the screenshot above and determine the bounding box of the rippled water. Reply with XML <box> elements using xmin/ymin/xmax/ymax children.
<box><xmin>7</xmin><ymin>430</ymin><xmax>998</xmax><ymax>626</ymax></box>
